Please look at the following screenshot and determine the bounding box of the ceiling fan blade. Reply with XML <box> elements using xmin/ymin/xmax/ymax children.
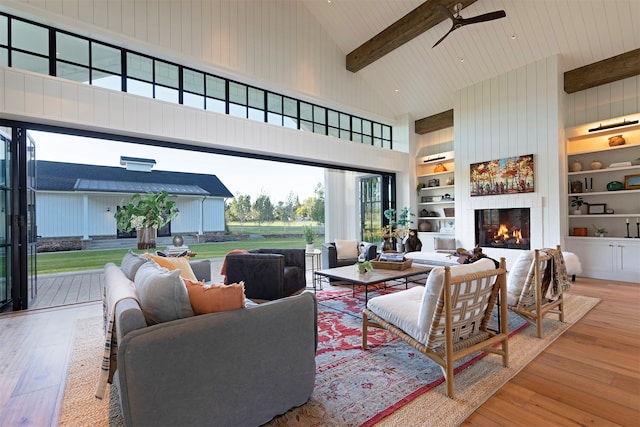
<box><xmin>432</xmin><ymin>25</ymin><xmax>457</xmax><ymax>48</ymax></box>
<box><xmin>459</xmin><ymin>10</ymin><xmax>506</xmax><ymax>26</ymax></box>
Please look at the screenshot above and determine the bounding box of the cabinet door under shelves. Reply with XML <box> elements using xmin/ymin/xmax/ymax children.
<box><xmin>565</xmin><ymin>237</ymin><xmax>640</xmax><ymax>282</ymax></box>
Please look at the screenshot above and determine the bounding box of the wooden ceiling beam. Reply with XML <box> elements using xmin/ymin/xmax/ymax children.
<box><xmin>564</xmin><ymin>48</ymin><xmax>640</xmax><ymax>94</ymax></box>
<box><xmin>415</xmin><ymin>109</ymin><xmax>453</xmax><ymax>135</ymax></box>
<box><xmin>346</xmin><ymin>0</ymin><xmax>477</xmax><ymax>73</ymax></box>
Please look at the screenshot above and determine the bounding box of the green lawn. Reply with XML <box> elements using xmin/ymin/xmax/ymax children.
<box><xmin>36</xmin><ymin>237</ymin><xmax>307</xmax><ymax>274</ymax></box>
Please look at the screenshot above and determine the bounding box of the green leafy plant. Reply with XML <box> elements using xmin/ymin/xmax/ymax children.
<box><xmin>302</xmin><ymin>224</ymin><xmax>316</xmax><ymax>244</ymax></box>
<box><xmin>592</xmin><ymin>224</ymin><xmax>607</xmax><ymax>235</ymax></box>
<box><xmin>114</xmin><ymin>191</ymin><xmax>179</xmax><ymax>232</ymax></box>
<box><xmin>570</xmin><ymin>196</ymin><xmax>585</xmax><ymax>208</ymax></box>
<box><xmin>356</xmin><ymin>260</ymin><xmax>373</xmax><ymax>274</ymax></box>
<box><xmin>383</xmin><ymin>207</ymin><xmax>415</xmax><ymax>239</ymax></box>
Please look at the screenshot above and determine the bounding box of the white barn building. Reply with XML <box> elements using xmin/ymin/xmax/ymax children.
<box><xmin>36</xmin><ymin>156</ymin><xmax>233</xmax><ymax>245</ymax></box>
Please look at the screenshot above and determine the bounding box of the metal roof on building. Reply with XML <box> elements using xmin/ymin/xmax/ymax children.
<box><xmin>36</xmin><ymin>161</ymin><xmax>234</xmax><ymax>198</ymax></box>
<box><xmin>73</xmin><ymin>180</ymin><xmax>210</xmax><ymax>195</ymax></box>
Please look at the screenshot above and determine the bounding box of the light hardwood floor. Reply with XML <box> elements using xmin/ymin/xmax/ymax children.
<box><xmin>0</xmin><ymin>277</ymin><xmax>637</xmax><ymax>426</ymax></box>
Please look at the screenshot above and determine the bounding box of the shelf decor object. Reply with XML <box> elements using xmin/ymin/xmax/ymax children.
<box><xmin>470</xmin><ymin>153</ymin><xmax>534</xmax><ymax>197</ymax></box>
<box><xmin>624</xmin><ymin>174</ymin><xmax>640</xmax><ymax>189</ymax></box>
<box><xmin>587</xmin><ymin>204</ymin><xmax>606</xmax><ymax>214</ymax></box>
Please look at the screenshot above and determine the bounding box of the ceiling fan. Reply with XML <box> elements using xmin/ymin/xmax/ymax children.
<box><xmin>432</xmin><ymin>2</ymin><xmax>506</xmax><ymax>48</ymax></box>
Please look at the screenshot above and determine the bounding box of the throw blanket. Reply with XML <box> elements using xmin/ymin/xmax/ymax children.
<box><xmin>518</xmin><ymin>248</ymin><xmax>571</xmax><ymax>308</ymax></box>
<box><xmin>95</xmin><ymin>278</ymin><xmax>138</xmax><ymax>399</ymax></box>
<box><xmin>543</xmin><ymin>247</ymin><xmax>572</xmax><ymax>297</ymax></box>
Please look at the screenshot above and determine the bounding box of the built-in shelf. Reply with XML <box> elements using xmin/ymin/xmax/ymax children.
<box><xmin>568</xmin><ymin>165</ymin><xmax>640</xmax><ymax>176</ymax></box>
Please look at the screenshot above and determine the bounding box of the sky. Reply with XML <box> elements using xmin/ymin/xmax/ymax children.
<box><xmin>29</xmin><ymin>130</ymin><xmax>325</xmax><ymax>204</ymax></box>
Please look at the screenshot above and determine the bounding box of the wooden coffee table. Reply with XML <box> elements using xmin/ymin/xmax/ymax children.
<box><xmin>313</xmin><ymin>264</ymin><xmax>432</xmax><ymax>303</ymax></box>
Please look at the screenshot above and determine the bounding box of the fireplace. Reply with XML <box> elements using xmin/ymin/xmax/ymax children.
<box><xmin>475</xmin><ymin>208</ymin><xmax>530</xmax><ymax>250</ymax></box>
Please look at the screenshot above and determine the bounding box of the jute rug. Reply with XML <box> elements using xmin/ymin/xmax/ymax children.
<box><xmin>58</xmin><ymin>292</ymin><xmax>599</xmax><ymax>426</ymax></box>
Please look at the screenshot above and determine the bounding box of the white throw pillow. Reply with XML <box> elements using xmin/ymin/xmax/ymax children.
<box><xmin>134</xmin><ymin>261</ymin><xmax>194</xmax><ymax>325</ymax></box>
<box><xmin>417</xmin><ymin>258</ymin><xmax>496</xmax><ymax>333</ymax></box>
<box><xmin>334</xmin><ymin>239</ymin><xmax>359</xmax><ymax>259</ymax></box>
<box><xmin>506</xmin><ymin>251</ymin><xmax>535</xmax><ymax>307</ymax></box>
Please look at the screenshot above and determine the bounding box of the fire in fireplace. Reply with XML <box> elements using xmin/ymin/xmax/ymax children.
<box><xmin>475</xmin><ymin>208</ymin><xmax>530</xmax><ymax>250</ymax></box>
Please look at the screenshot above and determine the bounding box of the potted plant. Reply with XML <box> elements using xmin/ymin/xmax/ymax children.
<box><xmin>570</xmin><ymin>196</ymin><xmax>585</xmax><ymax>215</ymax></box>
<box><xmin>303</xmin><ymin>224</ymin><xmax>316</xmax><ymax>252</ymax></box>
<box><xmin>355</xmin><ymin>260</ymin><xmax>373</xmax><ymax>274</ymax></box>
<box><xmin>115</xmin><ymin>191</ymin><xmax>179</xmax><ymax>249</ymax></box>
<box><xmin>383</xmin><ymin>207</ymin><xmax>415</xmax><ymax>251</ymax></box>
<box><xmin>592</xmin><ymin>224</ymin><xmax>607</xmax><ymax>237</ymax></box>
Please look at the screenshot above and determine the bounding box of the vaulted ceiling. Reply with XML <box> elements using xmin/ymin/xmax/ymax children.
<box><xmin>302</xmin><ymin>0</ymin><xmax>640</xmax><ymax>123</ymax></box>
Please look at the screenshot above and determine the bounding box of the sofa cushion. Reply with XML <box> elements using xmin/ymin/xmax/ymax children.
<box><xmin>335</xmin><ymin>240</ymin><xmax>358</xmax><ymax>259</ymax></box>
<box><xmin>134</xmin><ymin>261</ymin><xmax>194</xmax><ymax>325</ymax></box>
<box><xmin>184</xmin><ymin>279</ymin><xmax>246</xmax><ymax>315</ymax></box>
<box><xmin>506</xmin><ymin>250</ymin><xmax>535</xmax><ymax>307</ymax></box>
<box><xmin>143</xmin><ymin>253</ymin><xmax>197</xmax><ymax>282</ymax></box>
<box><xmin>417</xmin><ymin>258</ymin><xmax>496</xmax><ymax>333</ymax></box>
<box><xmin>121</xmin><ymin>250</ymin><xmax>149</xmax><ymax>281</ymax></box>
<box><xmin>367</xmin><ymin>286</ymin><xmax>427</xmax><ymax>343</ymax></box>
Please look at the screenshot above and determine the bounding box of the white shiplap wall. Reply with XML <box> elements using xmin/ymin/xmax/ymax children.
<box><xmin>35</xmin><ymin>193</ymin><xmax>227</xmax><ymax>238</ymax></box>
<box><xmin>453</xmin><ymin>55</ymin><xmax>562</xmax><ymax>268</ymax></box>
<box><xmin>4</xmin><ymin>0</ymin><xmax>394</xmax><ymax>121</ymax></box>
<box><xmin>565</xmin><ymin>75</ymin><xmax>640</xmax><ymax>128</ymax></box>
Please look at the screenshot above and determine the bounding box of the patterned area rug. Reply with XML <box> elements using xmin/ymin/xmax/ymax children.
<box><xmin>58</xmin><ymin>287</ymin><xmax>599</xmax><ymax>426</ymax></box>
<box><xmin>267</xmin><ymin>286</ymin><xmax>528</xmax><ymax>426</ymax></box>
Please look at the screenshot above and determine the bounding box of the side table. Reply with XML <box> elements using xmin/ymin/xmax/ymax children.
<box><xmin>305</xmin><ymin>249</ymin><xmax>322</xmax><ymax>288</ymax></box>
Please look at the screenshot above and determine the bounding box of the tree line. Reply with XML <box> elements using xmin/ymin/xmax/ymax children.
<box><xmin>225</xmin><ymin>183</ymin><xmax>324</xmax><ymax>230</ymax></box>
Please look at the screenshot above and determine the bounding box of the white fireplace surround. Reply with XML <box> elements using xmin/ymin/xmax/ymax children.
<box><xmin>464</xmin><ymin>195</ymin><xmax>544</xmax><ymax>268</ymax></box>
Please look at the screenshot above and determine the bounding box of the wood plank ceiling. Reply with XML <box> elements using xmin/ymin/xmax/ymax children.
<box><xmin>303</xmin><ymin>0</ymin><xmax>640</xmax><ymax>132</ymax></box>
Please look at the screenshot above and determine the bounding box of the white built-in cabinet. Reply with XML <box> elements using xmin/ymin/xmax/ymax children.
<box><xmin>565</xmin><ymin>238</ymin><xmax>640</xmax><ymax>282</ymax></box>
<box><xmin>564</xmin><ymin>114</ymin><xmax>640</xmax><ymax>283</ymax></box>
<box><xmin>416</xmin><ymin>151</ymin><xmax>456</xmax><ymax>251</ymax></box>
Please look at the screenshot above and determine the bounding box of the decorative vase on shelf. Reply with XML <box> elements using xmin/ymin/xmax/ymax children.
<box><xmin>590</xmin><ymin>160</ymin><xmax>603</xmax><ymax>170</ymax></box>
<box><xmin>608</xmin><ymin>135</ymin><xmax>625</xmax><ymax>146</ymax></box>
<box><xmin>418</xmin><ymin>221</ymin><xmax>432</xmax><ymax>232</ymax></box>
<box><xmin>571</xmin><ymin>160</ymin><xmax>583</xmax><ymax>172</ymax></box>
<box><xmin>137</xmin><ymin>226</ymin><xmax>157</xmax><ymax>250</ymax></box>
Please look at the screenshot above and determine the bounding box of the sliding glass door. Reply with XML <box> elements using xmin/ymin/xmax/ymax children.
<box><xmin>0</xmin><ymin>123</ymin><xmax>36</xmax><ymax>312</ymax></box>
<box><xmin>0</xmin><ymin>127</ymin><xmax>11</xmax><ymax>311</ymax></box>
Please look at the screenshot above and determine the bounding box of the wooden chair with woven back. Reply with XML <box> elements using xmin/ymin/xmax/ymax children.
<box><xmin>362</xmin><ymin>257</ymin><xmax>509</xmax><ymax>398</ymax></box>
<box><xmin>506</xmin><ymin>245</ymin><xmax>571</xmax><ymax>338</ymax></box>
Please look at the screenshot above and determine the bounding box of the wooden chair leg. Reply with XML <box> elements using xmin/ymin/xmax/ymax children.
<box><xmin>445</xmin><ymin>362</ymin><xmax>455</xmax><ymax>398</ymax></box>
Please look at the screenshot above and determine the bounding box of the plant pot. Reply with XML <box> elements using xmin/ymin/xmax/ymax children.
<box><xmin>306</xmin><ymin>243</ymin><xmax>314</xmax><ymax>253</ymax></box>
<box><xmin>137</xmin><ymin>226</ymin><xmax>157</xmax><ymax>250</ymax></box>
<box><xmin>572</xmin><ymin>209</ymin><xmax>582</xmax><ymax>215</ymax></box>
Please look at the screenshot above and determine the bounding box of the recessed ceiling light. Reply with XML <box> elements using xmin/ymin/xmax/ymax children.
<box><xmin>511</xmin><ymin>34</ymin><xmax>517</xmax><ymax>40</ymax></box>
<box><xmin>459</xmin><ymin>58</ymin><xmax>464</xmax><ymax>63</ymax></box>
<box><xmin>395</xmin><ymin>89</ymin><xmax>399</xmax><ymax>93</ymax></box>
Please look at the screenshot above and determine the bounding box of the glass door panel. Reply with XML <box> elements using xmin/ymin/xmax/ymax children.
<box><xmin>0</xmin><ymin>126</ymin><xmax>11</xmax><ymax>311</ymax></box>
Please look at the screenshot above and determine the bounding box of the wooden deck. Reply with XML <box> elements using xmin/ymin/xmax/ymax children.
<box><xmin>31</xmin><ymin>271</ymin><xmax>105</xmax><ymax>310</ymax></box>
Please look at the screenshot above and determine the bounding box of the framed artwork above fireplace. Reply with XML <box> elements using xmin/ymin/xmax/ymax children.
<box><xmin>470</xmin><ymin>154</ymin><xmax>534</xmax><ymax>197</ymax></box>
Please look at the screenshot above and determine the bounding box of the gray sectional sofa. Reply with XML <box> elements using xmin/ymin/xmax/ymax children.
<box><xmin>104</xmin><ymin>251</ymin><xmax>318</xmax><ymax>427</ymax></box>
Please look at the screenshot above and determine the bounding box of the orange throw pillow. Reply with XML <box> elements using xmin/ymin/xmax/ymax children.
<box><xmin>143</xmin><ymin>253</ymin><xmax>197</xmax><ymax>282</ymax></box>
<box><xmin>184</xmin><ymin>279</ymin><xmax>246</xmax><ymax>315</ymax></box>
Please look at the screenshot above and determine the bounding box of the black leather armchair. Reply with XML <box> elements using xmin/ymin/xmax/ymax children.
<box><xmin>225</xmin><ymin>248</ymin><xmax>306</xmax><ymax>300</ymax></box>
<box><xmin>322</xmin><ymin>241</ymin><xmax>377</xmax><ymax>269</ymax></box>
